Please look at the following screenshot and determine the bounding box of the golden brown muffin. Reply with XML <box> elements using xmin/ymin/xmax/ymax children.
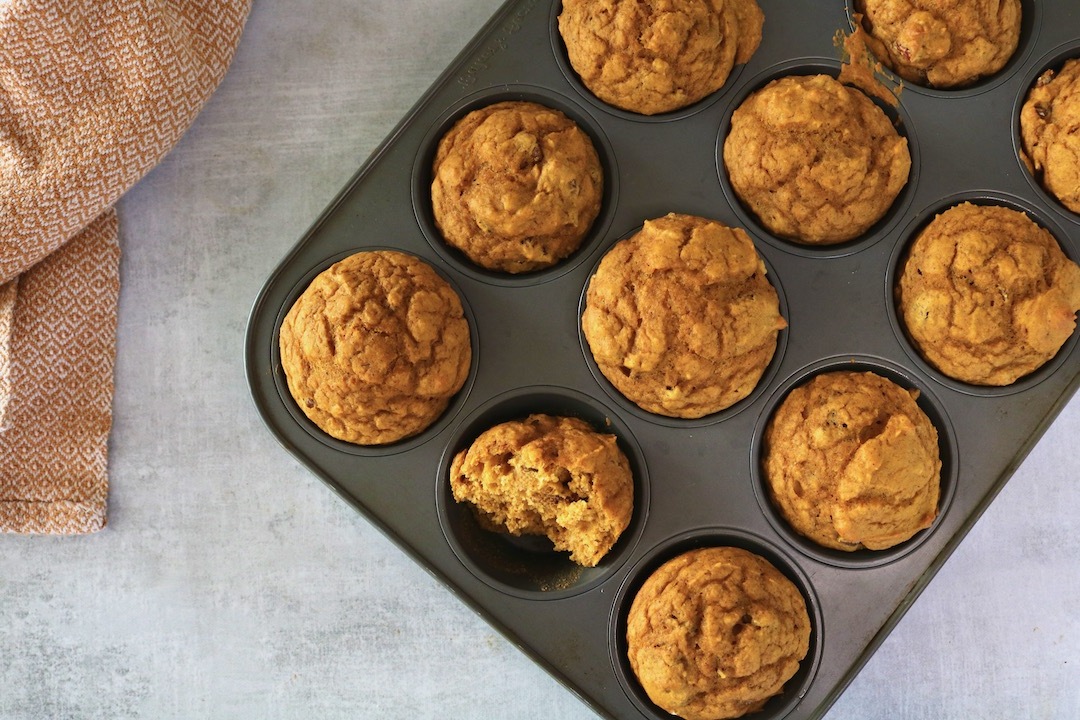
<box><xmin>853</xmin><ymin>0</ymin><xmax>1021</xmax><ymax>88</ymax></box>
<box><xmin>626</xmin><ymin>546</ymin><xmax>811</xmax><ymax>720</ymax></box>
<box><xmin>449</xmin><ymin>414</ymin><xmax>633</xmax><ymax>567</ymax></box>
<box><xmin>723</xmin><ymin>74</ymin><xmax>911</xmax><ymax>245</ymax></box>
<box><xmin>557</xmin><ymin>0</ymin><xmax>764</xmax><ymax>116</ymax></box>
<box><xmin>430</xmin><ymin>100</ymin><xmax>603</xmax><ymax>274</ymax></box>
<box><xmin>279</xmin><ymin>250</ymin><xmax>471</xmax><ymax>445</ymax></box>
<box><xmin>897</xmin><ymin>202</ymin><xmax>1080</xmax><ymax>386</ymax></box>
<box><xmin>763</xmin><ymin>371</ymin><xmax>941</xmax><ymax>552</ymax></box>
<box><xmin>1020</xmin><ymin>58</ymin><xmax>1080</xmax><ymax>214</ymax></box>
<box><xmin>581</xmin><ymin>213</ymin><xmax>786</xmax><ymax>419</ymax></box>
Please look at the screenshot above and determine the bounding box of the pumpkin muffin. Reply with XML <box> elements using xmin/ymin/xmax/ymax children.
<box><xmin>723</xmin><ymin>74</ymin><xmax>911</xmax><ymax>245</ymax></box>
<box><xmin>626</xmin><ymin>546</ymin><xmax>811</xmax><ymax>719</ymax></box>
<box><xmin>431</xmin><ymin>100</ymin><xmax>603</xmax><ymax>273</ymax></box>
<box><xmin>279</xmin><ymin>250</ymin><xmax>471</xmax><ymax>445</ymax></box>
<box><xmin>853</xmin><ymin>0</ymin><xmax>1021</xmax><ymax>88</ymax></box>
<box><xmin>897</xmin><ymin>202</ymin><xmax>1080</xmax><ymax>385</ymax></box>
<box><xmin>581</xmin><ymin>213</ymin><xmax>785</xmax><ymax>418</ymax></box>
<box><xmin>1020</xmin><ymin>58</ymin><xmax>1080</xmax><ymax>214</ymax></box>
<box><xmin>763</xmin><ymin>371</ymin><xmax>942</xmax><ymax>552</ymax></box>
<box><xmin>557</xmin><ymin>0</ymin><xmax>764</xmax><ymax>115</ymax></box>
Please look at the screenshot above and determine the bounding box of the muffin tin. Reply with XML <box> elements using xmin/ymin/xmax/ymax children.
<box><xmin>244</xmin><ymin>1</ymin><xmax>1080</xmax><ymax>718</ymax></box>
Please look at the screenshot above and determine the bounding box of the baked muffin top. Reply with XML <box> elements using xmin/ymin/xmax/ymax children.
<box><xmin>557</xmin><ymin>0</ymin><xmax>763</xmax><ymax>115</ymax></box>
<box><xmin>897</xmin><ymin>202</ymin><xmax>1080</xmax><ymax>386</ymax></box>
<box><xmin>1020</xmin><ymin>58</ymin><xmax>1080</xmax><ymax>214</ymax></box>
<box><xmin>723</xmin><ymin>74</ymin><xmax>911</xmax><ymax>245</ymax></box>
<box><xmin>626</xmin><ymin>546</ymin><xmax>811</xmax><ymax>720</ymax></box>
<box><xmin>582</xmin><ymin>213</ymin><xmax>785</xmax><ymax>418</ymax></box>
<box><xmin>854</xmin><ymin>0</ymin><xmax>1021</xmax><ymax>88</ymax></box>
<box><xmin>279</xmin><ymin>250</ymin><xmax>471</xmax><ymax>445</ymax></box>
<box><xmin>431</xmin><ymin>100</ymin><xmax>603</xmax><ymax>273</ymax></box>
<box><xmin>763</xmin><ymin>371</ymin><xmax>942</xmax><ymax>552</ymax></box>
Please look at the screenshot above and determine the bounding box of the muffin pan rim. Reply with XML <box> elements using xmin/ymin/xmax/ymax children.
<box><xmin>434</xmin><ymin>383</ymin><xmax>652</xmax><ymax>600</ymax></box>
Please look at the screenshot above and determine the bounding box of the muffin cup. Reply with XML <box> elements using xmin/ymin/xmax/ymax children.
<box><xmin>886</xmin><ymin>191</ymin><xmax>1080</xmax><ymax>397</ymax></box>
<box><xmin>412</xmin><ymin>84</ymin><xmax>619</xmax><ymax>286</ymax></box>
<box><xmin>610</xmin><ymin>527</ymin><xmax>823</xmax><ymax>720</ymax></box>
<box><xmin>750</xmin><ymin>355</ymin><xmax>958</xmax><ymax>568</ymax></box>
<box><xmin>436</xmin><ymin>385</ymin><xmax>650</xmax><ymax>599</ymax></box>
<box><xmin>715</xmin><ymin>58</ymin><xmax>920</xmax><ymax>258</ymax></box>
<box><xmin>271</xmin><ymin>247</ymin><xmax>479</xmax><ymax>456</ymax></box>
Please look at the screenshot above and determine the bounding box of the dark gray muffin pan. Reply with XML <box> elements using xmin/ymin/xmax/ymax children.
<box><xmin>245</xmin><ymin>1</ymin><xmax>1080</xmax><ymax>717</ymax></box>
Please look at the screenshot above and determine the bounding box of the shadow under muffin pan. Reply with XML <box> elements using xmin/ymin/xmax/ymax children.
<box><xmin>245</xmin><ymin>2</ymin><xmax>1080</xmax><ymax>718</ymax></box>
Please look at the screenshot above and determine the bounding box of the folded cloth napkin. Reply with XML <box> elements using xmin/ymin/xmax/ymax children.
<box><xmin>0</xmin><ymin>0</ymin><xmax>251</xmax><ymax>533</ymax></box>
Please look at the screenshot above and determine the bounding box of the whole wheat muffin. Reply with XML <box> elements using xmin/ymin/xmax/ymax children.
<box><xmin>581</xmin><ymin>213</ymin><xmax>786</xmax><ymax>418</ymax></box>
<box><xmin>431</xmin><ymin>100</ymin><xmax>603</xmax><ymax>273</ymax></box>
<box><xmin>763</xmin><ymin>371</ymin><xmax>942</xmax><ymax>552</ymax></box>
<box><xmin>853</xmin><ymin>0</ymin><xmax>1021</xmax><ymax>88</ymax></box>
<box><xmin>557</xmin><ymin>0</ymin><xmax>764</xmax><ymax>115</ymax></box>
<box><xmin>279</xmin><ymin>250</ymin><xmax>471</xmax><ymax>445</ymax></box>
<box><xmin>897</xmin><ymin>202</ymin><xmax>1080</xmax><ymax>385</ymax></box>
<box><xmin>1020</xmin><ymin>58</ymin><xmax>1080</xmax><ymax>214</ymax></box>
<box><xmin>449</xmin><ymin>414</ymin><xmax>633</xmax><ymax>567</ymax></box>
<box><xmin>723</xmin><ymin>74</ymin><xmax>911</xmax><ymax>245</ymax></box>
<box><xmin>626</xmin><ymin>546</ymin><xmax>811</xmax><ymax>720</ymax></box>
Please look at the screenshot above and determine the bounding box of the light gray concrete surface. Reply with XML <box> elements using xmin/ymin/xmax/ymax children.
<box><xmin>2</xmin><ymin>2</ymin><xmax>1077</xmax><ymax>718</ymax></box>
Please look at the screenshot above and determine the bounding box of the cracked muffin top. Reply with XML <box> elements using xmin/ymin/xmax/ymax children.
<box><xmin>581</xmin><ymin>213</ymin><xmax>785</xmax><ymax>419</ymax></box>
<box><xmin>279</xmin><ymin>250</ymin><xmax>471</xmax><ymax>445</ymax></box>
<box><xmin>897</xmin><ymin>202</ymin><xmax>1080</xmax><ymax>386</ymax></box>
<box><xmin>558</xmin><ymin>0</ymin><xmax>763</xmax><ymax>115</ymax></box>
<box><xmin>626</xmin><ymin>546</ymin><xmax>811</xmax><ymax>720</ymax></box>
<box><xmin>723</xmin><ymin>73</ymin><xmax>911</xmax><ymax>245</ymax></box>
<box><xmin>431</xmin><ymin>100</ymin><xmax>603</xmax><ymax>273</ymax></box>
<box><xmin>763</xmin><ymin>371</ymin><xmax>941</xmax><ymax>552</ymax></box>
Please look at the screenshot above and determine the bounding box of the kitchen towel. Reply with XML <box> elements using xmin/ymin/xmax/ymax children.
<box><xmin>0</xmin><ymin>0</ymin><xmax>251</xmax><ymax>533</ymax></box>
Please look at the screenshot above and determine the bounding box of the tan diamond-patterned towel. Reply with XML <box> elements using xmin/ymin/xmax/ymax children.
<box><xmin>0</xmin><ymin>0</ymin><xmax>252</xmax><ymax>534</ymax></box>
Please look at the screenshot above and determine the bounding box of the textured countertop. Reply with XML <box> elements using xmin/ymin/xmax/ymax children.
<box><xmin>2</xmin><ymin>1</ymin><xmax>1077</xmax><ymax>718</ymax></box>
